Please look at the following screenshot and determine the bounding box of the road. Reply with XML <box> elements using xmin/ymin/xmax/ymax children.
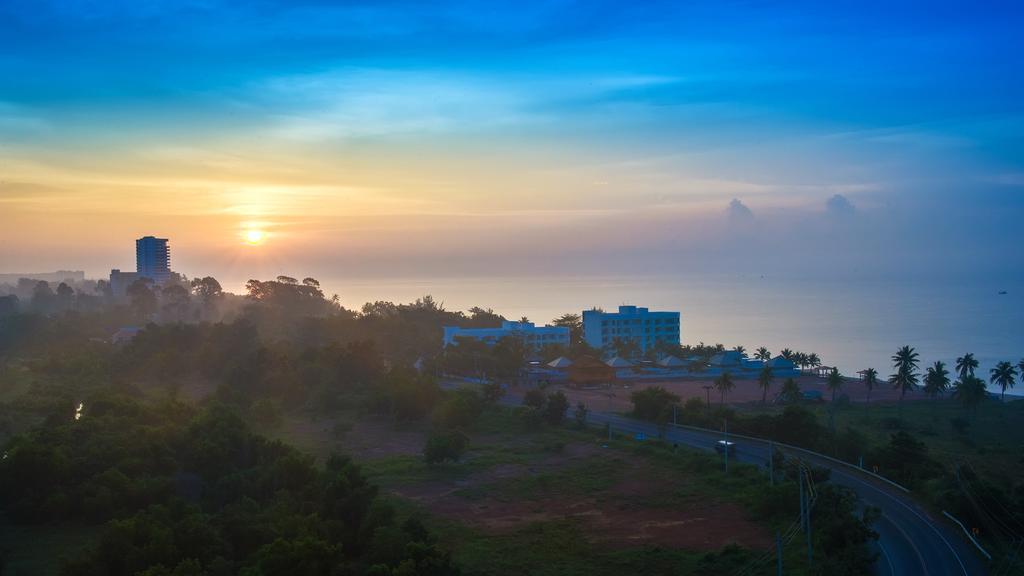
<box><xmin>449</xmin><ymin>380</ymin><xmax>989</xmax><ymax>575</ymax></box>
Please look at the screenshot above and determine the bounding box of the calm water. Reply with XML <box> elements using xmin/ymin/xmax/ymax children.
<box><xmin>309</xmin><ymin>274</ymin><xmax>1023</xmax><ymax>380</ymax></box>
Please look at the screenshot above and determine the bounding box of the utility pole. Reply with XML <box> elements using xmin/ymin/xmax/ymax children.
<box><xmin>769</xmin><ymin>441</ymin><xmax>774</xmax><ymax>486</ymax></box>
<box><xmin>703</xmin><ymin>385</ymin><xmax>712</xmax><ymax>411</ymax></box>
<box><xmin>672</xmin><ymin>403</ymin><xmax>677</xmax><ymax>426</ymax></box>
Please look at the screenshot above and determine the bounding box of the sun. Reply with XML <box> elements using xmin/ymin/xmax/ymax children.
<box><xmin>244</xmin><ymin>229</ymin><xmax>266</xmax><ymax>245</ymax></box>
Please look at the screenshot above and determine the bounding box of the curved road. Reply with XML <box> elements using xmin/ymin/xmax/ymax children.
<box><xmin>450</xmin><ymin>381</ymin><xmax>988</xmax><ymax>575</ymax></box>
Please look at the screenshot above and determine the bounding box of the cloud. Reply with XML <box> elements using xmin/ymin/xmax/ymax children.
<box><xmin>825</xmin><ymin>193</ymin><xmax>856</xmax><ymax>217</ymax></box>
<box><xmin>726</xmin><ymin>198</ymin><xmax>754</xmax><ymax>223</ymax></box>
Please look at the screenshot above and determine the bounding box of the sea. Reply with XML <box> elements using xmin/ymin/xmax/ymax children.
<box><xmin>311</xmin><ymin>273</ymin><xmax>1024</xmax><ymax>382</ymax></box>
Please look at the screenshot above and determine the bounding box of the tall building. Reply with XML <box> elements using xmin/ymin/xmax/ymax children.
<box><xmin>108</xmin><ymin>269</ymin><xmax>139</xmax><ymax>298</ymax></box>
<box><xmin>582</xmin><ymin>305</ymin><xmax>681</xmax><ymax>355</ymax></box>
<box><xmin>136</xmin><ymin>236</ymin><xmax>171</xmax><ymax>284</ymax></box>
<box><xmin>443</xmin><ymin>321</ymin><xmax>570</xmax><ymax>349</ymax></box>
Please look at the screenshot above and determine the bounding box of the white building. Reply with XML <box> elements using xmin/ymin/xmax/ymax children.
<box><xmin>443</xmin><ymin>321</ymin><xmax>570</xmax><ymax>348</ymax></box>
<box><xmin>582</xmin><ymin>305</ymin><xmax>680</xmax><ymax>354</ymax></box>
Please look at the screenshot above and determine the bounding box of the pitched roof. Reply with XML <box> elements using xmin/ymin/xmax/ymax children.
<box><xmin>767</xmin><ymin>355</ymin><xmax>796</xmax><ymax>369</ymax></box>
<box><xmin>547</xmin><ymin>356</ymin><xmax>574</xmax><ymax>368</ymax></box>
<box><xmin>605</xmin><ymin>356</ymin><xmax>633</xmax><ymax>368</ymax></box>
<box><xmin>710</xmin><ymin>351</ymin><xmax>743</xmax><ymax>366</ymax></box>
<box><xmin>657</xmin><ymin>355</ymin><xmax>687</xmax><ymax>367</ymax></box>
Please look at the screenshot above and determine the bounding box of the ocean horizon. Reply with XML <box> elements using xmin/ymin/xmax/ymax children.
<box><xmin>215</xmin><ymin>272</ymin><xmax>1024</xmax><ymax>382</ymax></box>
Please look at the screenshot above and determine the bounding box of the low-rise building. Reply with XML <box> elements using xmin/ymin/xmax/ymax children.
<box><xmin>582</xmin><ymin>305</ymin><xmax>681</xmax><ymax>354</ymax></box>
<box><xmin>442</xmin><ymin>321</ymin><xmax>570</xmax><ymax>348</ymax></box>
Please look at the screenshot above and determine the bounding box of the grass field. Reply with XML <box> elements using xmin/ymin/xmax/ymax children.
<box><xmin>733</xmin><ymin>396</ymin><xmax>1024</xmax><ymax>484</ymax></box>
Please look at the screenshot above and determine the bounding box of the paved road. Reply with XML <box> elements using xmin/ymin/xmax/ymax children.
<box><xmin>448</xmin><ymin>380</ymin><xmax>989</xmax><ymax>575</ymax></box>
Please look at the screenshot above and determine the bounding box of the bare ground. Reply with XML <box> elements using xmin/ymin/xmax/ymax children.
<box><xmin>390</xmin><ymin>445</ymin><xmax>772</xmax><ymax>552</ymax></box>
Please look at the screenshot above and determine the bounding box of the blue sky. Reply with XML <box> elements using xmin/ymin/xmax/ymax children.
<box><xmin>1</xmin><ymin>0</ymin><xmax>1022</xmax><ymax>280</ymax></box>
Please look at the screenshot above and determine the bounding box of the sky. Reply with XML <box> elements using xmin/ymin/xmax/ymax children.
<box><xmin>2</xmin><ymin>0</ymin><xmax>1023</xmax><ymax>287</ymax></box>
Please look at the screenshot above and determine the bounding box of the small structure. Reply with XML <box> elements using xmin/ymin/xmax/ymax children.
<box><xmin>547</xmin><ymin>356</ymin><xmax>574</xmax><ymax>369</ymax></box>
<box><xmin>442</xmin><ymin>321</ymin><xmax>570</xmax><ymax>348</ymax></box>
<box><xmin>709</xmin><ymin>350</ymin><xmax>745</xmax><ymax>368</ymax></box>
<box><xmin>813</xmin><ymin>365</ymin><xmax>836</xmax><ymax>379</ymax></box>
<box><xmin>111</xmin><ymin>326</ymin><xmax>141</xmax><ymax>345</ymax></box>
<box><xmin>568</xmin><ymin>355</ymin><xmax>616</xmax><ymax>387</ymax></box>
<box><xmin>605</xmin><ymin>356</ymin><xmax>633</xmax><ymax>368</ymax></box>
<box><xmin>657</xmin><ymin>355</ymin><xmax>687</xmax><ymax>368</ymax></box>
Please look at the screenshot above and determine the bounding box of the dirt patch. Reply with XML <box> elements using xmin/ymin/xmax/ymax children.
<box><xmin>392</xmin><ymin>447</ymin><xmax>772</xmax><ymax>552</ymax></box>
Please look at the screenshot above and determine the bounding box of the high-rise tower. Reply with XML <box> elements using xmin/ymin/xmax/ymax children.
<box><xmin>136</xmin><ymin>236</ymin><xmax>171</xmax><ymax>284</ymax></box>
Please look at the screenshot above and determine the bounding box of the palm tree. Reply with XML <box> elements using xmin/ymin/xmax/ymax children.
<box><xmin>780</xmin><ymin>348</ymin><xmax>795</xmax><ymax>361</ymax></box>
<box><xmin>755</xmin><ymin>347</ymin><xmax>771</xmax><ymax>361</ymax></box>
<box><xmin>826</xmin><ymin>367</ymin><xmax>843</xmax><ymax>403</ymax></box>
<box><xmin>780</xmin><ymin>377</ymin><xmax>801</xmax><ymax>403</ymax></box>
<box><xmin>758</xmin><ymin>365</ymin><xmax>774</xmax><ymax>405</ymax></box>
<box><xmin>890</xmin><ymin>345</ymin><xmax>920</xmax><ymax>419</ymax></box>
<box><xmin>795</xmin><ymin>352</ymin><xmax>809</xmax><ymax>372</ymax></box>
<box><xmin>953</xmin><ymin>376</ymin><xmax>987</xmax><ymax>418</ymax></box>
<box><xmin>734</xmin><ymin>345</ymin><xmax>747</xmax><ymax>358</ymax></box>
<box><xmin>715</xmin><ymin>372</ymin><xmax>735</xmax><ymax>406</ymax></box>
<box><xmin>955</xmin><ymin>353</ymin><xmax>979</xmax><ymax>381</ymax></box>
<box><xmin>862</xmin><ymin>368</ymin><xmax>878</xmax><ymax>405</ymax></box>
<box><xmin>990</xmin><ymin>361</ymin><xmax>1018</xmax><ymax>401</ymax></box>
<box><xmin>923</xmin><ymin>361</ymin><xmax>950</xmax><ymax>418</ymax></box>
<box><xmin>923</xmin><ymin>361</ymin><xmax>950</xmax><ymax>399</ymax></box>
<box><xmin>808</xmin><ymin>353</ymin><xmax>822</xmax><ymax>371</ymax></box>
<box><xmin>1017</xmin><ymin>358</ymin><xmax>1024</xmax><ymax>388</ymax></box>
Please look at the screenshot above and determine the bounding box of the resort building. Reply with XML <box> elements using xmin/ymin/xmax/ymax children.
<box><xmin>136</xmin><ymin>236</ymin><xmax>171</xmax><ymax>284</ymax></box>
<box><xmin>582</xmin><ymin>305</ymin><xmax>681</xmax><ymax>355</ymax></box>
<box><xmin>442</xmin><ymin>321</ymin><xmax>570</xmax><ymax>348</ymax></box>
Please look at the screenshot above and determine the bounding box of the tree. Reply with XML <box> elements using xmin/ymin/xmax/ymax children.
<box><xmin>523</xmin><ymin>388</ymin><xmax>546</xmax><ymax>409</ymax></box>
<box><xmin>190</xmin><ymin>276</ymin><xmax>223</xmax><ymax>319</ymax></box>
<box><xmin>551</xmin><ymin>313</ymin><xmax>584</xmax><ymax>348</ymax></box>
<box><xmin>758</xmin><ymin>365</ymin><xmax>774</xmax><ymax>405</ymax></box>
<box><xmin>573</xmin><ymin>402</ymin><xmax>588</xmax><ymax>428</ymax></box>
<box><xmin>862</xmin><ymin>368</ymin><xmax>878</xmax><ymax>405</ymax></box>
<box><xmin>482</xmin><ymin>382</ymin><xmax>505</xmax><ymax>405</ymax></box>
<box><xmin>544</xmin><ymin>391</ymin><xmax>569</xmax><ymax>425</ymax></box>
<box><xmin>161</xmin><ymin>284</ymin><xmax>191</xmax><ymax>323</ymax></box>
<box><xmin>127</xmin><ymin>279</ymin><xmax>157</xmax><ymax>320</ymax></box>
<box><xmin>989</xmin><ymin>361</ymin><xmax>1018</xmax><ymax>401</ymax></box>
<box><xmin>779</xmin><ymin>377</ymin><xmax>801</xmax><ymax>404</ymax></box>
<box><xmin>733</xmin><ymin>345</ymin><xmax>746</xmax><ymax>357</ymax></box>
<box><xmin>755</xmin><ymin>347</ymin><xmax>771</xmax><ymax>361</ymax></box>
<box><xmin>714</xmin><ymin>372</ymin><xmax>735</xmax><ymax>406</ymax></box>
<box><xmin>955</xmin><ymin>353</ymin><xmax>979</xmax><ymax>381</ymax></box>
<box><xmin>1018</xmin><ymin>358</ymin><xmax>1024</xmax><ymax>388</ymax></box>
<box><xmin>807</xmin><ymin>352</ymin><xmax>821</xmax><ymax>370</ymax></box>
<box><xmin>423</xmin><ymin>430</ymin><xmax>468</xmax><ymax>465</ymax></box>
<box><xmin>30</xmin><ymin>280</ymin><xmax>55</xmax><ymax>313</ymax></box>
<box><xmin>826</xmin><ymin>367</ymin><xmax>843</xmax><ymax>403</ymax></box>
<box><xmin>923</xmin><ymin>361</ymin><xmax>950</xmax><ymax>405</ymax></box>
<box><xmin>608</xmin><ymin>337</ymin><xmax>641</xmax><ymax>360</ymax></box>
<box><xmin>780</xmin><ymin>348</ymin><xmax>795</xmax><ymax>361</ymax></box>
<box><xmin>631</xmin><ymin>387</ymin><xmax>679</xmax><ymax>421</ymax></box>
<box><xmin>55</xmin><ymin>282</ymin><xmax>75</xmax><ymax>311</ymax></box>
<box><xmin>953</xmin><ymin>376</ymin><xmax>987</xmax><ymax>417</ymax></box>
<box><xmin>890</xmin><ymin>345</ymin><xmax>920</xmax><ymax>419</ymax></box>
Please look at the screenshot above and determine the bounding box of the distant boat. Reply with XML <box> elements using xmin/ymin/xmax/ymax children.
<box><xmin>998</xmin><ymin>290</ymin><xmax>1008</xmax><ymax>295</ymax></box>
